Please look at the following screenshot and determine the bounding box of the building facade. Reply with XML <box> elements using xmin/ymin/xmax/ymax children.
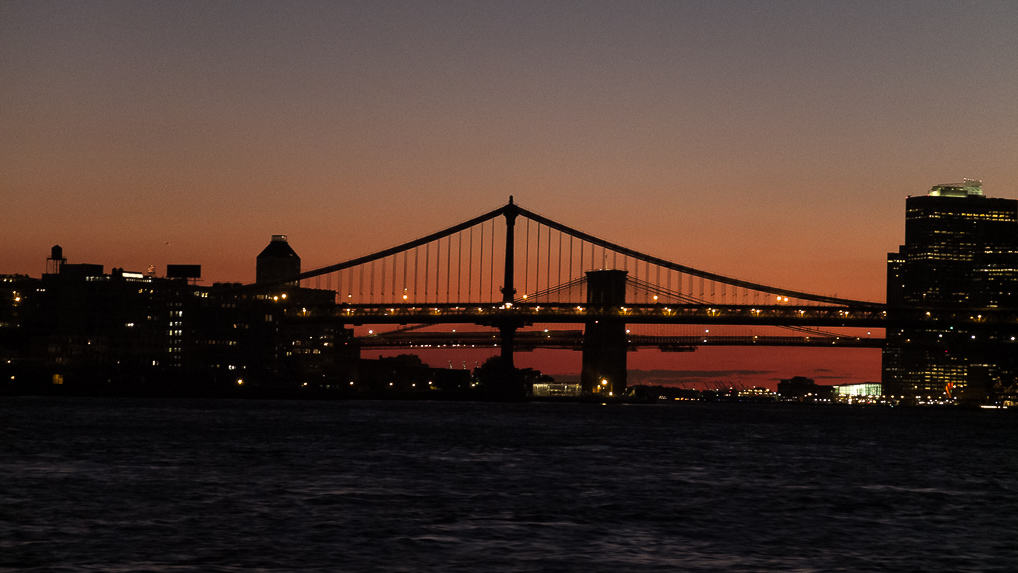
<box><xmin>883</xmin><ymin>180</ymin><xmax>1018</xmax><ymax>402</ymax></box>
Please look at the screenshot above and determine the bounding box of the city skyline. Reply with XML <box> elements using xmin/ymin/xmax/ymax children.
<box><xmin>5</xmin><ymin>1</ymin><xmax>1018</xmax><ymax>386</ymax></box>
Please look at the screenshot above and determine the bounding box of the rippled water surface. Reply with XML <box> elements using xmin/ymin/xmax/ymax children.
<box><xmin>2</xmin><ymin>397</ymin><xmax>1016</xmax><ymax>571</ymax></box>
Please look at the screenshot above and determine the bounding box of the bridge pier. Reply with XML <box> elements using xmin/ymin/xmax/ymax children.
<box><xmin>499</xmin><ymin>323</ymin><xmax>516</xmax><ymax>373</ymax></box>
<box><xmin>582</xmin><ymin>270</ymin><xmax>628</xmax><ymax>398</ymax></box>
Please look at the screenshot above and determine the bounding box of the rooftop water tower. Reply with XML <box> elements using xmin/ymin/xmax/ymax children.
<box><xmin>46</xmin><ymin>245</ymin><xmax>66</xmax><ymax>275</ymax></box>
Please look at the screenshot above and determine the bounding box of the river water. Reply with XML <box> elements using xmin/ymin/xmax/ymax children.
<box><xmin>2</xmin><ymin>397</ymin><xmax>1016</xmax><ymax>571</ymax></box>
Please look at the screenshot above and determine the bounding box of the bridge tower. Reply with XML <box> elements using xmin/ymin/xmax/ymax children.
<box><xmin>496</xmin><ymin>197</ymin><xmax>524</xmax><ymax>398</ymax></box>
<box><xmin>582</xmin><ymin>269</ymin><xmax>628</xmax><ymax>397</ymax></box>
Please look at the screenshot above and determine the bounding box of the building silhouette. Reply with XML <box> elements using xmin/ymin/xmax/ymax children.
<box><xmin>883</xmin><ymin>180</ymin><xmax>1018</xmax><ymax>402</ymax></box>
<box><xmin>2</xmin><ymin>243</ymin><xmax>356</xmax><ymax>394</ymax></box>
<box><xmin>256</xmin><ymin>234</ymin><xmax>300</xmax><ymax>285</ymax></box>
<box><xmin>777</xmin><ymin>376</ymin><xmax>834</xmax><ymax>401</ymax></box>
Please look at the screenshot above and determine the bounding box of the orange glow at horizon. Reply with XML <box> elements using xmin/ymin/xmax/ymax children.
<box><xmin>4</xmin><ymin>2</ymin><xmax>1018</xmax><ymax>383</ymax></box>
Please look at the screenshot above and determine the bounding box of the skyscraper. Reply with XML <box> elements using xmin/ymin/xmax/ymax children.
<box><xmin>883</xmin><ymin>180</ymin><xmax>1018</xmax><ymax>401</ymax></box>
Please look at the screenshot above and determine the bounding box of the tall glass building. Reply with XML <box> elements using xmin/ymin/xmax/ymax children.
<box><xmin>883</xmin><ymin>180</ymin><xmax>1018</xmax><ymax>402</ymax></box>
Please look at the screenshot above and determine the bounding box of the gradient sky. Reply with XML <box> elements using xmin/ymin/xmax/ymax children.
<box><xmin>4</xmin><ymin>1</ymin><xmax>1018</xmax><ymax>386</ymax></box>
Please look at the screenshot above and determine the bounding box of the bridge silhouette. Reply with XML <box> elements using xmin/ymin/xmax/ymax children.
<box><xmin>251</xmin><ymin>198</ymin><xmax>1009</xmax><ymax>397</ymax></box>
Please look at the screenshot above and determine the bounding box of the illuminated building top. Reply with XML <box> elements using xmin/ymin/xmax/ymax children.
<box><xmin>928</xmin><ymin>178</ymin><xmax>984</xmax><ymax>198</ymax></box>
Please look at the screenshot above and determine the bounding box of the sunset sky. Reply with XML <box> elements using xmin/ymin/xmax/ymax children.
<box><xmin>4</xmin><ymin>1</ymin><xmax>1018</xmax><ymax>386</ymax></box>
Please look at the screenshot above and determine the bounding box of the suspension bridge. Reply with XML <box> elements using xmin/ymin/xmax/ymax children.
<box><xmin>250</xmin><ymin>197</ymin><xmax>903</xmax><ymax>396</ymax></box>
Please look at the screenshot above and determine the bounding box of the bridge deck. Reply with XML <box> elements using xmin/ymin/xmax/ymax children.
<box><xmin>321</xmin><ymin>302</ymin><xmax>888</xmax><ymax>327</ymax></box>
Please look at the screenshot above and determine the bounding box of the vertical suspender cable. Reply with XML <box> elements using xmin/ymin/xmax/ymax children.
<box><xmin>535</xmin><ymin>224</ymin><xmax>541</xmax><ymax>294</ymax></box>
<box><xmin>424</xmin><ymin>242</ymin><xmax>430</xmax><ymax>300</ymax></box>
<box><xmin>489</xmin><ymin>219</ymin><xmax>495</xmax><ymax>301</ymax></box>
<box><xmin>579</xmin><ymin>238</ymin><xmax>584</xmax><ymax>277</ymax></box>
<box><xmin>568</xmin><ymin>235</ymin><xmax>573</xmax><ymax>284</ymax></box>
<box><xmin>524</xmin><ymin>218</ymin><xmax>529</xmax><ymax>298</ymax></box>
<box><xmin>557</xmin><ymin>231</ymin><xmax>562</xmax><ymax>298</ymax></box>
<box><xmin>479</xmin><ymin>223</ymin><xmax>484</xmax><ymax>300</ymax></box>
<box><xmin>457</xmin><ymin>232</ymin><xmax>462</xmax><ymax>303</ymax></box>
<box><xmin>446</xmin><ymin>234</ymin><xmax>451</xmax><ymax>302</ymax></box>
<box><xmin>380</xmin><ymin>257</ymin><xmax>386</xmax><ymax>303</ymax></box>
<box><xmin>546</xmin><ymin>227</ymin><xmax>551</xmax><ymax>292</ymax></box>
<box><xmin>468</xmin><ymin>227</ymin><xmax>473</xmax><ymax>301</ymax></box>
